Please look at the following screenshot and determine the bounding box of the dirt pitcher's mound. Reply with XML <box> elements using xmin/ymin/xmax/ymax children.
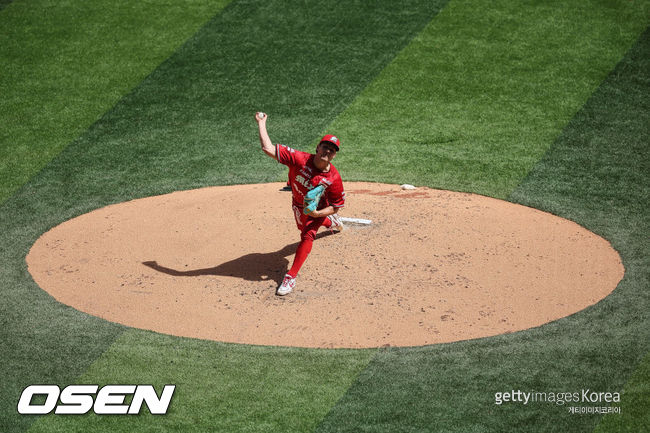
<box><xmin>27</xmin><ymin>182</ymin><xmax>623</xmax><ymax>348</ymax></box>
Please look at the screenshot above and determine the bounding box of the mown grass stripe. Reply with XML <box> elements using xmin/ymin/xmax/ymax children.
<box><xmin>2</xmin><ymin>1</ymin><xmax>447</xmax><ymax>431</ymax></box>
<box><xmin>326</xmin><ymin>0</ymin><xmax>648</xmax><ymax>199</ymax></box>
<box><xmin>0</xmin><ymin>0</ymin><xmax>232</xmax><ymax>204</ymax></box>
<box><xmin>314</xmin><ymin>8</ymin><xmax>649</xmax><ymax>433</ymax></box>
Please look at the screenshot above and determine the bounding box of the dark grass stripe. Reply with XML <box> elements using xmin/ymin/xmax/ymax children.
<box><xmin>314</xmin><ymin>25</ymin><xmax>649</xmax><ymax>433</ymax></box>
<box><xmin>2</xmin><ymin>1</ymin><xmax>448</xmax><ymax>431</ymax></box>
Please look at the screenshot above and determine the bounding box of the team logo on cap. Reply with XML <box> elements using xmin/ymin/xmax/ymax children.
<box><xmin>330</xmin><ymin>136</ymin><xmax>338</xmax><ymax>143</ymax></box>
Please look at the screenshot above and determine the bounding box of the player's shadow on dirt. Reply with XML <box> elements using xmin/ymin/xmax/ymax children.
<box><xmin>142</xmin><ymin>232</ymin><xmax>333</xmax><ymax>285</ymax></box>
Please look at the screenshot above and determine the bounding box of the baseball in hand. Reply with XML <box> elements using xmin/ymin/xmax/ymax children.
<box><xmin>258</xmin><ymin>112</ymin><xmax>265</xmax><ymax>119</ymax></box>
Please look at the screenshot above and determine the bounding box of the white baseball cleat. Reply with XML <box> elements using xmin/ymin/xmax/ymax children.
<box><xmin>328</xmin><ymin>214</ymin><xmax>346</xmax><ymax>232</ymax></box>
<box><xmin>276</xmin><ymin>274</ymin><xmax>296</xmax><ymax>296</ymax></box>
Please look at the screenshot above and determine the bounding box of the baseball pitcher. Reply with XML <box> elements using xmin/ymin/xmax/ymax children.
<box><xmin>255</xmin><ymin>112</ymin><xmax>345</xmax><ymax>295</ymax></box>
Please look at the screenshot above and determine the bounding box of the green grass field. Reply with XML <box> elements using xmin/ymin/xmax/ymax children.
<box><xmin>1</xmin><ymin>0</ymin><xmax>648</xmax><ymax>432</ymax></box>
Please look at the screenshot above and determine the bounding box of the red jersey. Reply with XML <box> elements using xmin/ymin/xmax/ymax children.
<box><xmin>276</xmin><ymin>144</ymin><xmax>345</xmax><ymax>210</ymax></box>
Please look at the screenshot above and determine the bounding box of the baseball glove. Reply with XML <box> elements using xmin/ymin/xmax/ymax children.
<box><xmin>303</xmin><ymin>184</ymin><xmax>325</xmax><ymax>215</ymax></box>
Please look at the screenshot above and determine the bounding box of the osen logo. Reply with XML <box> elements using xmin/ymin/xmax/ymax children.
<box><xmin>17</xmin><ymin>384</ymin><xmax>175</xmax><ymax>415</ymax></box>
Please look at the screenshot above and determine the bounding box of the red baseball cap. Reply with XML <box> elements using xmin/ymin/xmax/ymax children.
<box><xmin>319</xmin><ymin>134</ymin><xmax>341</xmax><ymax>151</ymax></box>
